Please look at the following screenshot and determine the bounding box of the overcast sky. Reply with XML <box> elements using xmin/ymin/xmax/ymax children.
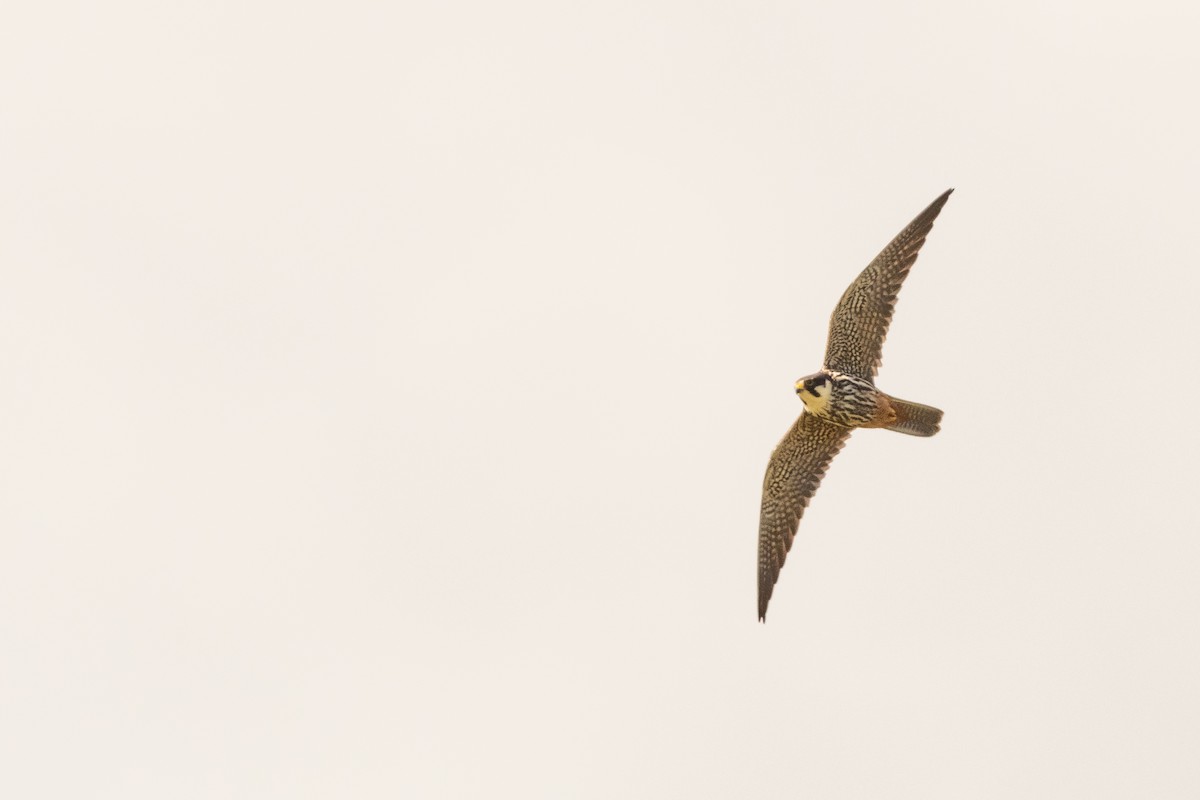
<box><xmin>4</xmin><ymin>2</ymin><xmax>1199</xmax><ymax>798</ymax></box>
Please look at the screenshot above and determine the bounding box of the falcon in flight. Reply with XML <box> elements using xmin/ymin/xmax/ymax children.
<box><xmin>758</xmin><ymin>189</ymin><xmax>953</xmax><ymax>621</ymax></box>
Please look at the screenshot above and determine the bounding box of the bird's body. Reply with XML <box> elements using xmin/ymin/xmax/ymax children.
<box><xmin>758</xmin><ymin>189</ymin><xmax>953</xmax><ymax>621</ymax></box>
<box><xmin>795</xmin><ymin>369</ymin><xmax>893</xmax><ymax>429</ymax></box>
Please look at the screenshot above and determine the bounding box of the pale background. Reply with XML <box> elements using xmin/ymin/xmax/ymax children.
<box><xmin>3</xmin><ymin>2</ymin><xmax>1198</xmax><ymax>798</ymax></box>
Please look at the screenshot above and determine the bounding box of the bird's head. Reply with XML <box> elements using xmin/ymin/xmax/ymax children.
<box><xmin>794</xmin><ymin>372</ymin><xmax>832</xmax><ymax>412</ymax></box>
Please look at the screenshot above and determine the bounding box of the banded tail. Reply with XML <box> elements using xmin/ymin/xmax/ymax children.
<box><xmin>885</xmin><ymin>397</ymin><xmax>943</xmax><ymax>437</ymax></box>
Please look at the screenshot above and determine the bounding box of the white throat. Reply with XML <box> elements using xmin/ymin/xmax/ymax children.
<box><xmin>802</xmin><ymin>384</ymin><xmax>832</xmax><ymax>414</ymax></box>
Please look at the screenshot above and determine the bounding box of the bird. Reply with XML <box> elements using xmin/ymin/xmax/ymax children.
<box><xmin>757</xmin><ymin>189</ymin><xmax>953</xmax><ymax>622</ymax></box>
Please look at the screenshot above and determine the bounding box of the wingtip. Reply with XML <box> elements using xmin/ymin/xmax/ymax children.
<box><xmin>915</xmin><ymin>188</ymin><xmax>954</xmax><ymax>224</ymax></box>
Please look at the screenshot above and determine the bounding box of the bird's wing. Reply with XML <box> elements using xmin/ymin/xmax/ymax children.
<box><xmin>758</xmin><ymin>412</ymin><xmax>853</xmax><ymax>621</ymax></box>
<box><xmin>822</xmin><ymin>189</ymin><xmax>953</xmax><ymax>381</ymax></box>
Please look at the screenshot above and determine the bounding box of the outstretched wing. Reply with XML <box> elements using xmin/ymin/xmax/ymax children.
<box><xmin>823</xmin><ymin>189</ymin><xmax>953</xmax><ymax>381</ymax></box>
<box><xmin>758</xmin><ymin>412</ymin><xmax>853</xmax><ymax>621</ymax></box>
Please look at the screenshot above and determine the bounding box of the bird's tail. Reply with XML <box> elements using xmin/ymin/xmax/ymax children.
<box><xmin>884</xmin><ymin>396</ymin><xmax>943</xmax><ymax>437</ymax></box>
